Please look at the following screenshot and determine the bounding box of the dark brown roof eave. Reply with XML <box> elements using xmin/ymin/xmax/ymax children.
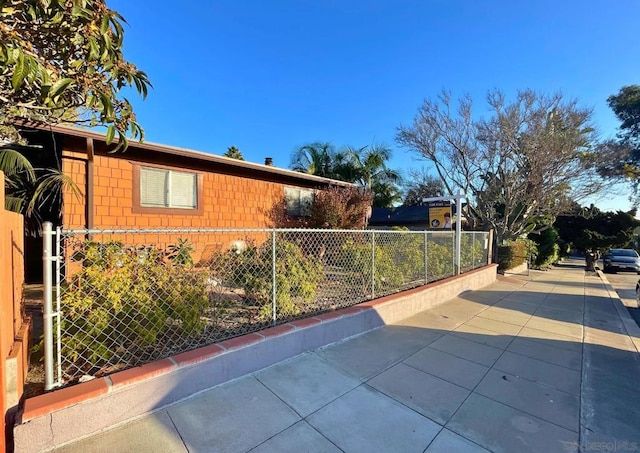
<box><xmin>17</xmin><ymin>121</ymin><xmax>355</xmax><ymax>188</ymax></box>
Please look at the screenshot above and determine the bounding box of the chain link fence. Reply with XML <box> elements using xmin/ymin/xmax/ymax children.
<box><xmin>44</xmin><ymin>227</ymin><xmax>490</xmax><ymax>388</ymax></box>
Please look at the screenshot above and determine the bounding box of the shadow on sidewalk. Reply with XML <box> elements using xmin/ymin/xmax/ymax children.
<box><xmin>39</xmin><ymin>264</ymin><xmax>640</xmax><ymax>453</ymax></box>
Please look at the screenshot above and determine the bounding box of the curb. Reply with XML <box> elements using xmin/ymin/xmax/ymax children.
<box><xmin>595</xmin><ymin>270</ymin><xmax>640</xmax><ymax>352</ymax></box>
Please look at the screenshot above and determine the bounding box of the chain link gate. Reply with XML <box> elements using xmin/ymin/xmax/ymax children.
<box><xmin>42</xmin><ymin>224</ymin><xmax>491</xmax><ymax>390</ymax></box>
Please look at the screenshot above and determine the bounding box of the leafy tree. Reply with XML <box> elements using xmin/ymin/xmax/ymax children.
<box><xmin>0</xmin><ymin>0</ymin><xmax>151</xmax><ymax>150</ymax></box>
<box><xmin>268</xmin><ymin>185</ymin><xmax>373</xmax><ymax>230</ymax></box>
<box><xmin>309</xmin><ymin>186</ymin><xmax>373</xmax><ymax>229</ymax></box>
<box><xmin>608</xmin><ymin>85</ymin><xmax>640</xmax><ymax>145</ymax></box>
<box><xmin>554</xmin><ymin>205</ymin><xmax>640</xmax><ymax>270</ymax></box>
<box><xmin>403</xmin><ymin>167</ymin><xmax>445</xmax><ymax>206</ymax></box>
<box><xmin>598</xmin><ymin>85</ymin><xmax>640</xmax><ymax>200</ymax></box>
<box><xmin>397</xmin><ymin>89</ymin><xmax>603</xmax><ymax>244</ymax></box>
<box><xmin>554</xmin><ymin>206</ymin><xmax>640</xmax><ymax>254</ymax></box>
<box><xmin>223</xmin><ymin>146</ymin><xmax>244</xmax><ymax>160</ymax></box>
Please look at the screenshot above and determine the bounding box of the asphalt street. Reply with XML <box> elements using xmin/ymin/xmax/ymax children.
<box><xmin>598</xmin><ymin>263</ymin><xmax>640</xmax><ymax>327</ymax></box>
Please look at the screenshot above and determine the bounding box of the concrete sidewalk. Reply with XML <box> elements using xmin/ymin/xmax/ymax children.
<box><xmin>51</xmin><ymin>260</ymin><xmax>640</xmax><ymax>453</ymax></box>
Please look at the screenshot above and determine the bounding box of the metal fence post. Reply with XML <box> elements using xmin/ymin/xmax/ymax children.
<box><xmin>452</xmin><ymin>233</ymin><xmax>456</xmax><ymax>276</ymax></box>
<box><xmin>472</xmin><ymin>232</ymin><xmax>476</xmax><ymax>269</ymax></box>
<box><xmin>455</xmin><ymin>189</ymin><xmax>463</xmax><ymax>275</ymax></box>
<box><xmin>272</xmin><ymin>230</ymin><xmax>277</xmax><ymax>325</ymax></box>
<box><xmin>424</xmin><ymin>231</ymin><xmax>428</xmax><ymax>284</ymax></box>
<box><xmin>371</xmin><ymin>231</ymin><xmax>375</xmax><ymax>299</ymax></box>
<box><xmin>55</xmin><ymin>226</ymin><xmax>62</xmax><ymax>383</ymax></box>
<box><xmin>43</xmin><ymin>222</ymin><xmax>54</xmax><ymax>391</ymax></box>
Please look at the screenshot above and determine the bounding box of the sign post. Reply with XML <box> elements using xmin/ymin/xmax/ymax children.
<box><xmin>423</xmin><ymin>189</ymin><xmax>467</xmax><ymax>275</ymax></box>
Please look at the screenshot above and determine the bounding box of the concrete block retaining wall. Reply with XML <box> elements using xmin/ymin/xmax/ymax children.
<box><xmin>14</xmin><ymin>264</ymin><xmax>497</xmax><ymax>453</ymax></box>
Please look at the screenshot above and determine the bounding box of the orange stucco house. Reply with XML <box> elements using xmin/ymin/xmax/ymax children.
<box><xmin>17</xmin><ymin>124</ymin><xmax>351</xmax><ymax>281</ymax></box>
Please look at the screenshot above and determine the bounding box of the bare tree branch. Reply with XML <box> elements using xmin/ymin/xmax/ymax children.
<box><xmin>397</xmin><ymin>89</ymin><xmax>604</xmax><ymax>243</ymax></box>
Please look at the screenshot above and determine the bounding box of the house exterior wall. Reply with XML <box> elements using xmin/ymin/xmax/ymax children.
<box><xmin>63</xmin><ymin>141</ymin><xmax>312</xmax><ymax>229</ymax></box>
<box><xmin>62</xmin><ymin>153</ymin><xmax>291</xmax><ymax>231</ymax></box>
<box><xmin>58</xmin><ymin>137</ymin><xmax>328</xmax><ymax>265</ymax></box>
<box><xmin>62</xmin><ymin>151</ymin><xmax>88</xmax><ymax>229</ymax></box>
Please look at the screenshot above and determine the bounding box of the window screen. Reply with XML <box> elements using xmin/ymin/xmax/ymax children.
<box><xmin>140</xmin><ymin>167</ymin><xmax>168</xmax><ymax>207</ymax></box>
<box><xmin>140</xmin><ymin>167</ymin><xmax>197</xmax><ymax>209</ymax></box>
<box><xmin>285</xmin><ymin>187</ymin><xmax>314</xmax><ymax>216</ymax></box>
<box><xmin>170</xmin><ymin>171</ymin><xmax>197</xmax><ymax>208</ymax></box>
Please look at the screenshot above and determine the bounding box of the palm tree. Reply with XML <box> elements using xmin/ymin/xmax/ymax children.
<box><xmin>290</xmin><ymin>142</ymin><xmax>337</xmax><ymax>178</ymax></box>
<box><xmin>290</xmin><ymin>141</ymin><xmax>402</xmax><ymax>207</ymax></box>
<box><xmin>339</xmin><ymin>144</ymin><xmax>402</xmax><ymax>207</ymax></box>
<box><xmin>1</xmin><ymin>146</ymin><xmax>36</xmax><ymax>212</ymax></box>
<box><xmin>1</xmin><ymin>145</ymin><xmax>80</xmax><ymax>235</ymax></box>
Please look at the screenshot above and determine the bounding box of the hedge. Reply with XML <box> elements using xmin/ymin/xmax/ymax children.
<box><xmin>497</xmin><ymin>241</ymin><xmax>528</xmax><ymax>271</ymax></box>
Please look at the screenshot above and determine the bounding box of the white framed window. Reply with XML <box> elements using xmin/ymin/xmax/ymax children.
<box><xmin>285</xmin><ymin>187</ymin><xmax>314</xmax><ymax>217</ymax></box>
<box><xmin>140</xmin><ymin>166</ymin><xmax>197</xmax><ymax>209</ymax></box>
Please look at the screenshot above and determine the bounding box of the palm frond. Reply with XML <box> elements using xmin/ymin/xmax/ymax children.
<box><xmin>4</xmin><ymin>194</ymin><xmax>26</xmax><ymax>213</ymax></box>
<box><xmin>27</xmin><ymin>170</ymin><xmax>83</xmax><ymax>215</ymax></box>
<box><xmin>0</xmin><ymin>148</ymin><xmax>36</xmax><ymax>181</ymax></box>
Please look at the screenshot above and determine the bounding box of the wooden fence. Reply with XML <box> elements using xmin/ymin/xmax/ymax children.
<box><xmin>0</xmin><ymin>171</ymin><xmax>30</xmax><ymax>452</ymax></box>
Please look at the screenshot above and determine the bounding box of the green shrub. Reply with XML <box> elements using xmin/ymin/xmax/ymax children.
<box><xmin>166</xmin><ymin>238</ymin><xmax>195</xmax><ymax>267</ymax></box>
<box><xmin>427</xmin><ymin>241</ymin><xmax>454</xmax><ymax>279</ymax></box>
<box><xmin>61</xmin><ymin>240</ymin><xmax>209</xmax><ymax>374</ymax></box>
<box><xmin>339</xmin><ymin>238</ymin><xmax>404</xmax><ymax>294</ymax></box>
<box><xmin>216</xmin><ymin>240</ymin><xmax>324</xmax><ymax>320</ymax></box>
<box><xmin>459</xmin><ymin>234</ymin><xmax>487</xmax><ymax>270</ymax></box>
<box><xmin>529</xmin><ymin>228</ymin><xmax>560</xmax><ymax>268</ymax></box>
<box><xmin>382</xmin><ymin>229</ymin><xmax>425</xmax><ymax>284</ymax></box>
<box><xmin>497</xmin><ymin>240</ymin><xmax>529</xmax><ymax>270</ymax></box>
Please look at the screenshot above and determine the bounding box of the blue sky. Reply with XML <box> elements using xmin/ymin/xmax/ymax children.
<box><xmin>108</xmin><ymin>0</ymin><xmax>640</xmax><ymax>211</ymax></box>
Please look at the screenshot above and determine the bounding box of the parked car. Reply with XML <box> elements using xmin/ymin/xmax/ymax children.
<box><xmin>602</xmin><ymin>248</ymin><xmax>640</xmax><ymax>274</ymax></box>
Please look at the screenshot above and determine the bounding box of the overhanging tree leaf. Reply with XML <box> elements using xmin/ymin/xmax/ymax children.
<box><xmin>0</xmin><ymin>1</ymin><xmax>151</xmax><ymax>148</ymax></box>
<box><xmin>49</xmin><ymin>78</ymin><xmax>74</xmax><ymax>100</ymax></box>
<box><xmin>11</xmin><ymin>54</ymin><xmax>26</xmax><ymax>90</ymax></box>
<box><xmin>105</xmin><ymin>125</ymin><xmax>115</xmax><ymax>145</ymax></box>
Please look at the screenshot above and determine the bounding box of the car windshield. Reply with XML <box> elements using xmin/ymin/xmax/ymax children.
<box><xmin>610</xmin><ymin>249</ymin><xmax>639</xmax><ymax>257</ymax></box>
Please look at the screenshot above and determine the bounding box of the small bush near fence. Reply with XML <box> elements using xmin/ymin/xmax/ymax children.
<box><xmin>497</xmin><ymin>241</ymin><xmax>528</xmax><ymax>271</ymax></box>
<box><xmin>529</xmin><ymin>228</ymin><xmax>560</xmax><ymax>268</ymax></box>
<box><xmin>213</xmin><ymin>240</ymin><xmax>324</xmax><ymax>320</ymax></box>
<box><xmin>60</xmin><ymin>241</ymin><xmax>210</xmax><ymax>375</ymax></box>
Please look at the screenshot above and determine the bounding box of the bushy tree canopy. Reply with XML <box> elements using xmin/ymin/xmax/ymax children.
<box><xmin>554</xmin><ymin>206</ymin><xmax>640</xmax><ymax>254</ymax></box>
<box><xmin>0</xmin><ymin>0</ymin><xmax>151</xmax><ymax>150</ymax></box>
<box><xmin>608</xmin><ymin>85</ymin><xmax>640</xmax><ymax>144</ymax></box>
<box><xmin>223</xmin><ymin>146</ymin><xmax>244</xmax><ymax>160</ymax></box>
<box><xmin>598</xmin><ymin>85</ymin><xmax>640</xmax><ymax>200</ymax></box>
<box><xmin>397</xmin><ymin>89</ymin><xmax>603</xmax><ymax>243</ymax></box>
<box><xmin>402</xmin><ymin>167</ymin><xmax>445</xmax><ymax>206</ymax></box>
